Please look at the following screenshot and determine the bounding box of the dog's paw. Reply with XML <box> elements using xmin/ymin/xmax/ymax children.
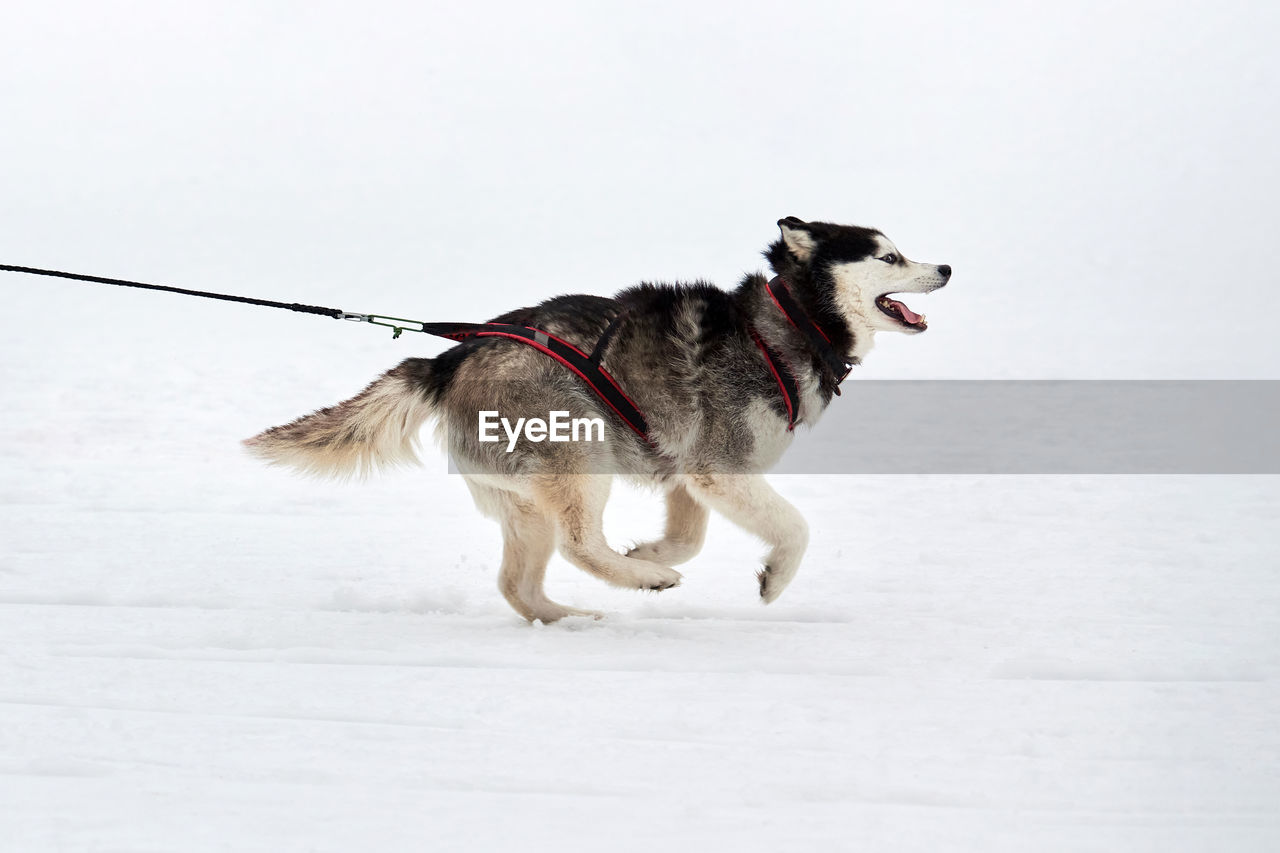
<box><xmin>632</xmin><ymin>564</ymin><xmax>683</xmax><ymax>591</ymax></box>
<box><xmin>626</xmin><ymin>541</ymin><xmax>666</xmax><ymax>563</ymax></box>
<box><xmin>757</xmin><ymin>565</ymin><xmax>789</xmax><ymax>604</ymax></box>
<box><xmin>759</xmin><ymin>534</ymin><xmax>806</xmax><ymax>604</ymax></box>
<box><xmin>530</xmin><ymin>604</ymin><xmax>605</xmax><ymax>624</ymax></box>
<box><xmin>627</xmin><ymin>539</ymin><xmax>699</xmax><ymax>566</ymax></box>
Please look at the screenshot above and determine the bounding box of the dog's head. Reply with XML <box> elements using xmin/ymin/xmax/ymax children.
<box><xmin>767</xmin><ymin>217</ymin><xmax>950</xmax><ymax>340</ymax></box>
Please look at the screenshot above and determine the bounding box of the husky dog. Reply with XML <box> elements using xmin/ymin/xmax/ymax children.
<box><xmin>245</xmin><ymin>218</ymin><xmax>950</xmax><ymax>622</ymax></box>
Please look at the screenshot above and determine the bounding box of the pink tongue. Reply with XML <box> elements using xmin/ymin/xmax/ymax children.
<box><xmin>889</xmin><ymin>299</ymin><xmax>922</xmax><ymax>324</ymax></box>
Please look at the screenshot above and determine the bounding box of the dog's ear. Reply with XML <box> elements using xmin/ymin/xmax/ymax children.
<box><xmin>777</xmin><ymin>217</ymin><xmax>818</xmax><ymax>262</ymax></box>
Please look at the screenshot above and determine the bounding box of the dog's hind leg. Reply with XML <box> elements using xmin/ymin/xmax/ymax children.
<box><xmin>626</xmin><ymin>483</ymin><xmax>709</xmax><ymax>567</ymax></box>
<box><xmin>533</xmin><ymin>475</ymin><xmax>683</xmax><ymax>592</ymax></box>
<box><xmin>466</xmin><ymin>479</ymin><xmax>601</xmax><ymax>623</ymax></box>
<box><xmin>497</xmin><ymin>498</ymin><xmax>602</xmax><ymax>623</ymax></box>
<box><xmin>685</xmin><ymin>473</ymin><xmax>809</xmax><ymax>604</ymax></box>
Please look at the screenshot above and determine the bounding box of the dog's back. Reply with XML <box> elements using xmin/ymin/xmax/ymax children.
<box><xmin>246</xmin><ymin>281</ymin><xmax>797</xmax><ymax>480</ymax></box>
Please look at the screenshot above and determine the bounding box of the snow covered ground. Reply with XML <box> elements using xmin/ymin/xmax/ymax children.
<box><xmin>3</xmin><ymin>0</ymin><xmax>1280</xmax><ymax>849</ymax></box>
<box><xmin>2</xmin><ymin>318</ymin><xmax>1278</xmax><ymax>851</ymax></box>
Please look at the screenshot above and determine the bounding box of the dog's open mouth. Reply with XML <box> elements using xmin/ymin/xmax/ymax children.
<box><xmin>876</xmin><ymin>294</ymin><xmax>927</xmax><ymax>330</ymax></box>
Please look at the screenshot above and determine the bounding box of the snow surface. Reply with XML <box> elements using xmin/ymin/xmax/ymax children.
<box><xmin>3</xmin><ymin>1</ymin><xmax>1280</xmax><ymax>850</ymax></box>
<box><xmin>3</xmin><ymin>314</ymin><xmax>1278</xmax><ymax>852</ymax></box>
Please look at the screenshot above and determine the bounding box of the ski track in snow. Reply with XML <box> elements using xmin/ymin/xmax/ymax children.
<box><xmin>1</xmin><ymin>333</ymin><xmax>1278</xmax><ymax>851</ymax></box>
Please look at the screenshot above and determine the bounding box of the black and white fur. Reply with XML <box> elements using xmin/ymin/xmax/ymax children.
<box><xmin>246</xmin><ymin>218</ymin><xmax>950</xmax><ymax>622</ymax></box>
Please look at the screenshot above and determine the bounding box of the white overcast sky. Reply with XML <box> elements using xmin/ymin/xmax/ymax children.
<box><xmin>2</xmin><ymin>0</ymin><xmax>1277</xmax><ymax>378</ymax></box>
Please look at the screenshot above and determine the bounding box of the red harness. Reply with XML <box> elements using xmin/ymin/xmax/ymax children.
<box><xmin>420</xmin><ymin>321</ymin><xmax>651</xmax><ymax>442</ymax></box>
<box><xmin>419</xmin><ymin>279</ymin><xmax>852</xmax><ymax>440</ymax></box>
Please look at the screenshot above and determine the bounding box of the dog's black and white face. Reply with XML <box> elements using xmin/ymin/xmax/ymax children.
<box><xmin>777</xmin><ymin>217</ymin><xmax>950</xmax><ymax>336</ymax></box>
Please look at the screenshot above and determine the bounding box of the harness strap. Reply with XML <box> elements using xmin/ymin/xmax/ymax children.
<box><xmin>750</xmin><ymin>328</ymin><xmax>800</xmax><ymax>431</ymax></box>
<box><xmin>588</xmin><ymin>311</ymin><xmax>628</xmax><ymax>365</ymax></box>
<box><xmin>763</xmin><ymin>277</ymin><xmax>855</xmax><ymax>393</ymax></box>
<box><xmin>420</xmin><ymin>321</ymin><xmax>650</xmax><ymax>443</ymax></box>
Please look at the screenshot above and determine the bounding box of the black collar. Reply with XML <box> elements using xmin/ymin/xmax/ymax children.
<box><xmin>764</xmin><ymin>276</ymin><xmax>856</xmax><ymax>394</ymax></box>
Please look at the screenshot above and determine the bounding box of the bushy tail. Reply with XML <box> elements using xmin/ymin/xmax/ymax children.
<box><xmin>243</xmin><ymin>358</ymin><xmax>437</xmax><ymax>479</ymax></box>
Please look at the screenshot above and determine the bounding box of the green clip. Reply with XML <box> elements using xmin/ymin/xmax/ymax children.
<box><xmin>364</xmin><ymin>314</ymin><xmax>423</xmax><ymax>340</ymax></box>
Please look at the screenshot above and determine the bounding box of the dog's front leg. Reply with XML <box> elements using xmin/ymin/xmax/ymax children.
<box><xmin>627</xmin><ymin>483</ymin><xmax>709</xmax><ymax>566</ymax></box>
<box><xmin>533</xmin><ymin>474</ymin><xmax>683</xmax><ymax>592</ymax></box>
<box><xmin>686</xmin><ymin>473</ymin><xmax>809</xmax><ymax>603</ymax></box>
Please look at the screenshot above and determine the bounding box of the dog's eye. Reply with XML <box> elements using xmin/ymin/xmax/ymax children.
<box><xmin>879</xmin><ymin>254</ymin><xmax>898</xmax><ymax>264</ymax></box>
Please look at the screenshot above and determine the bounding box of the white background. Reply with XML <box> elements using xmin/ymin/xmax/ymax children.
<box><xmin>2</xmin><ymin>1</ymin><xmax>1278</xmax><ymax>850</ymax></box>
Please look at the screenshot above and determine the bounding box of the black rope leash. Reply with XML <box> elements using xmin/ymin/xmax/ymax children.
<box><xmin>1</xmin><ymin>262</ymin><xmax>653</xmax><ymax>439</ymax></box>
<box><xmin>0</xmin><ymin>263</ymin><xmax>429</xmax><ymax>338</ymax></box>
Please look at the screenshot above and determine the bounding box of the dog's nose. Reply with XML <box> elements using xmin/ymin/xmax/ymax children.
<box><xmin>938</xmin><ymin>264</ymin><xmax>952</xmax><ymax>279</ymax></box>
